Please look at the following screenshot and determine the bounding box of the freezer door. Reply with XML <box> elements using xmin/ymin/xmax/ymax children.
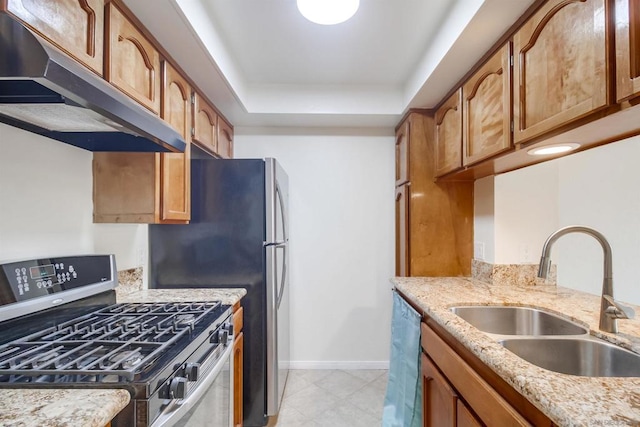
<box><xmin>265</xmin><ymin>158</ymin><xmax>290</xmax><ymax>416</ymax></box>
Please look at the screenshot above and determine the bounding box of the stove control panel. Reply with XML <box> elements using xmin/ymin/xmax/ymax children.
<box><xmin>0</xmin><ymin>255</ymin><xmax>114</xmax><ymax>303</ymax></box>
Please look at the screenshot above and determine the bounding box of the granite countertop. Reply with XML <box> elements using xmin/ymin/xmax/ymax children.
<box><xmin>394</xmin><ymin>277</ymin><xmax>640</xmax><ymax>427</ymax></box>
<box><xmin>0</xmin><ymin>287</ymin><xmax>246</xmax><ymax>427</ymax></box>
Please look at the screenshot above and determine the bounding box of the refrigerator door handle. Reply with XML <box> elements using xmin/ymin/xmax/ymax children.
<box><xmin>277</xmin><ymin>244</ymin><xmax>288</xmax><ymax>309</ymax></box>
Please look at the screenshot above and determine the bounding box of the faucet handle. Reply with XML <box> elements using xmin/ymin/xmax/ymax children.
<box><xmin>603</xmin><ymin>295</ymin><xmax>636</xmax><ymax>319</ymax></box>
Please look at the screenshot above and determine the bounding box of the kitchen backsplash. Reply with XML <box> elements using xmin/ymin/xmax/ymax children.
<box><xmin>116</xmin><ymin>267</ymin><xmax>144</xmax><ymax>296</ymax></box>
<box><xmin>472</xmin><ymin>259</ymin><xmax>557</xmax><ymax>286</ymax></box>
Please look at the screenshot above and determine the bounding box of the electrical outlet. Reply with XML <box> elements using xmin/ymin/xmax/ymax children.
<box><xmin>474</xmin><ymin>242</ymin><xmax>485</xmax><ymax>261</ymax></box>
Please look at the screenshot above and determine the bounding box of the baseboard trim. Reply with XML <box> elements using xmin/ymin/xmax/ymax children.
<box><xmin>289</xmin><ymin>361</ymin><xmax>389</xmax><ymax>370</ymax></box>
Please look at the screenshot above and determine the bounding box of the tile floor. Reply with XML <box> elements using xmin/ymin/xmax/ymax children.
<box><xmin>273</xmin><ymin>369</ymin><xmax>388</xmax><ymax>427</ymax></box>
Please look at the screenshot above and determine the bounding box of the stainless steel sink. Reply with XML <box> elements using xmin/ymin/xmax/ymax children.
<box><xmin>450</xmin><ymin>305</ymin><xmax>588</xmax><ymax>336</ymax></box>
<box><xmin>500</xmin><ymin>338</ymin><xmax>640</xmax><ymax>377</ymax></box>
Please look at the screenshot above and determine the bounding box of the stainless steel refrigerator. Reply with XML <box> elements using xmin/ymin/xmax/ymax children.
<box><xmin>148</xmin><ymin>155</ymin><xmax>290</xmax><ymax>427</ymax></box>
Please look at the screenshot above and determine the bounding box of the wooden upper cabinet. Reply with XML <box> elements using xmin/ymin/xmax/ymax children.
<box><xmin>160</xmin><ymin>61</ymin><xmax>191</xmax><ymax>222</ymax></box>
<box><xmin>463</xmin><ymin>43</ymin><xmax>512</xmax><ymax>167</ymax></box>
<box><xmin>193</xmin><ymin>92</ymin><xmax>218</xmax><ymax>155</ymax></box>
<box><xmin>513</xmin><ymin>0</ymin><xmax>611</xmax><ymax>144</ymax></box>
<box><xmin>395</xmin><ymin>184</ymin><xmax>409</xmax><ymax>277</ymax></box>
<box><xmin>395</xmin><ymin>120</ymin><xmax>409</xmax><ymax>186</ymax></box>
<box><xmin>2</xmin><ymin>0</ymin><xmax>104</xmax><ymax>74</ymax></box>
<box><xmin>217</xmin><ymin>118</ymin><xmax>234</xmax><ymax>159</ymax></box>
<box><xmin>615</xmin><ymin>0</ymin><xmax>640</xmax><ymax>101</ymax></box>
<box><xmin>435</xmin><ymin>89</ymin><xmax>463</xmax><ymax>177</ymax></box>
<box><xmin>106</xmin><ymin>2</ymin><xmax>161</xmax><ymax>114</ymax></box>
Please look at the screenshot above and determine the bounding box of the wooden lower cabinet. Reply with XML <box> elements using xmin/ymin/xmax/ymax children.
<box><xmin>232</xmin><ymin>303</ymin><xmax>244</xmax><ymax>427</ymax></box>
<box><xmin>422</xmin><ymin>353</ymin><xmax>483</xmax><ymax>427</ymax></box>
<box><xmin>421</xmin><ymin>320</ymin><xmax>554</xmax><ymax>426</ymax></box>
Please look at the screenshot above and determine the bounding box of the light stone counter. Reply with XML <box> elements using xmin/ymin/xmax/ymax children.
<box><xmin>0</xmin><ymin>287</ymin><xmax>246</xmax><ymax>427</ymax></box>
<box><xmin>394</xmin><ymin>277</ymin><xmax>640</xmax><ymax>427</ymax></box>
<box><xmin>0</xmin><ymin>388</ymin><xmax>130</xmax><ymax>427</ymax></box>
<box><xmin>116</xmin><ymin>287</ymin><xmax>247</xmax><ymax>306</ymax></box>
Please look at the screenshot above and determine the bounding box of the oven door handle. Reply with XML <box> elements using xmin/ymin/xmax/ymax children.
<box><xmin>151</xmin><ymin>342</ymin><xmax>233</xmax><ymax>427</ymax></box>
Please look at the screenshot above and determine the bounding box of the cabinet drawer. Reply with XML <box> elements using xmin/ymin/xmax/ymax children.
<box><xmin>421</xmin><ymin>323</ymin><xmax>531</xmax><ymax>426</ymax></box>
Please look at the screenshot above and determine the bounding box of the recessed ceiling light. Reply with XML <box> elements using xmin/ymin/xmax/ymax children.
<box><xmin>297</xmin><ymin>0</ymin><xmax>360</xmax><ymax>25</ymax></box>
<box><xmin>527</xmin><ymin>143</ymin><xmax>580</xmax><ymax>156</ymax></box>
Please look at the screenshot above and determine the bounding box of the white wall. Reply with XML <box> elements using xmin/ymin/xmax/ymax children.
<box><xmin>234</xmin><ymin>127</ymin><xmax>395</xmax><ymax>368</ymax></box>
<box><xmin>474</xmin><ymin>135</ymin><xmax>640</xmax><ymax>305</ymax></box>
<box><xmin>0</xmin><ymin>123</ymin><xmax>148</xmax><ymax>275</ymax></box>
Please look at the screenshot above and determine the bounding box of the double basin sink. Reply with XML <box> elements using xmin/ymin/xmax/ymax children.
<box><xmin>450</xmin><ymin>305</ymin><xmax>640</xmax><ymax>377</ymax></box>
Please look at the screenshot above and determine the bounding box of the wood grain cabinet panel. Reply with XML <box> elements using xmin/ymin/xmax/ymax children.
<box><xmin>422</xmin><ymin>353</ymin><xmax>457</xmax><ymax>427</ymax></box>
<box><xmin>106</xmin><ymin>2</ymin><xmax>161</xmax><ymax>114</ymax></box>
<box><xmin>421</xmin><ymin>323</ymin><xmax>532</xmax><ymax>427</ymax></box>
<box><xmin>192</xmin><ymin>91</ymin><xmax>219</xmax><ymax>155</ymax></box>
<box><xmin>1</xmin><ymin>0</ymin><xmax>105</xmax><ymax>74</ymax></box>
<box><xmin>394</xmin><ymin>112</ymin><xmax>473</xmax><ymax>278</ymax></box>
<box><xmin>395</xmin><ymin>184</ymin><xmax>410</xmax><ymax>277</ymax></box>
<box><xmin>160</xmin><ymin>61</ymin><xmax>190</xmax><ymax>222</ymax></box>
<box><xmin>395</xmin><ymin>120</ymin><xmax>410</xmax><ymax>186</ymax></box>
<box><xmin>615</xmin><ymin>0</ymin><xmax>640</xmax><ymax>101</ymax></box>
<box><xmin>513</xmin><ymin>0</ymin><xmax>611</xmax><ymax>144</ymax></box>
<box><xmin>217</xmin><ymin>118</ymin><xmax>234</xmax><ymax>159</ymax></box>
<box><xmin>463</xmin><ymin>43</ymin><xmax>512</xmax><ymax>166</ymax></box>
<box><xmin>457</xmin><ymin>401</ymin><xmax>482</xmax><ymax>427</ymax></box>
<box><xmin>93</xmin><ymin>60</ymin><xmax>192</xmax><ymax>224</ymax></box>
<box><xmin>435</xmin><ymin>89</ymin><xmax>463</xmax><ymax>177</ymax></box>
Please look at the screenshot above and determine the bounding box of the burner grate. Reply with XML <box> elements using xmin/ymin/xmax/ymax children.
<box><xmin>0</xmin><ymin>301</ymin><xmax>221</xmax><ymax>383</ymax></box>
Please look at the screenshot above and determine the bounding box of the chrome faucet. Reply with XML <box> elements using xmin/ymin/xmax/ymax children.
<box><xmin>537</xmin><ymin>225</ymin><xmax>635</xmax><ymax>333</ymax></box>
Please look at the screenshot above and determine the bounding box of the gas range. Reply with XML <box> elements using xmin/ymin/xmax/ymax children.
<box><xmin>0</xmin><ymin>255</ymin><xmax>234</xmax><ymax>427</ymax></box>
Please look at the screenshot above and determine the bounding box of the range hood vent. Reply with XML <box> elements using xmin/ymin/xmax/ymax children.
<box><xmin>0</xmin><ymin>13</ymin><xmax>185</xmax><ymax>153</ymax></box>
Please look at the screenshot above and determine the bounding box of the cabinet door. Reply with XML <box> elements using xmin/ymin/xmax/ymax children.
<box><xmin>395</xmin><ymin>184</ymin><xmax>410</xmax><ymax>277</ymax></box>
<box><xmin>233</xmin><ymin>332</ymin><xmax>244</xmax><ymax>427</ymax></box>
<box><xmin>2</xmin><ymin>0</ymin><xmax>104</xmax><ymax>74</ymax></box>
<box><xmin>193</xmin><ymin>92</ymin><xmax>218</xmax><ymax>154</ymax></box>
<box><xmin>93</xmin><ymin>152</ymin><xmax>160</xmax><ymax>223</ymax></box>
<box><xmin>615</xmin><ymin>0</ymin><xmax>640</xmax><ymax>101</ymax></box>
<box><xmin>217</xmin><ymin>118</ymin><xmax>234</xmax><ymax>159</ymax></box>
<box><xmin>396</xmin><ymin>120</ymin><xmax>410</xmax><ymax>186</ymax></box>
<box><xmin>106</xmin><ymin>3</ymin><xmax>161</xmax><ymax>114</ymax></box>
<box><xmin>160</xmin><ymin>61</ymin><xmax>191</xmax><ymax>222</ymax></box>
<box><xmin>513</xmin><ymin>0</ymin><xmax>610</xmax><ymax>143</ymax></box>
<box><xmin>457</xmin><ymin>401</ymin><xmax>482</xmax><ymax>427</ymax></box>
<box><xmin>422</xmin><ymin>353</ymin><xmax>457</xmax><ymax>427</ymax></box>
<box><xmin>435</xmin><ymin>89</ymin><xmax>463</xmax><ymax>177</ymax></box>
<box><xmin>463</xmin><ymin>44</ymin><xmax>512</xmax><ymax>166</ymax></box>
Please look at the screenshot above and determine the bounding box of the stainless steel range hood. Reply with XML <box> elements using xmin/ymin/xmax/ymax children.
<box><xmin>0</xmin><ymin>14</ymin><xmax>185</xmax><ymax>153</ymax></box>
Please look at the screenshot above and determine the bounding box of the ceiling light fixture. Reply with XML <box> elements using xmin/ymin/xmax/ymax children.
<box><xmin>297</xmin><ymin>0</ymin><xmax>360</xmax><ymax>25</ymax></box>
<box><xmin>527</xmin><ymin>143</ymin><xmax>580</xmax><ymax>156</ymax></box>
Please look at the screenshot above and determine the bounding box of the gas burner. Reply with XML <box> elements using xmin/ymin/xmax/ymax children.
<box><xmin>108</xmin><ymin>350</ymin><xmax>143</xmax><ymax>370</ymax></box>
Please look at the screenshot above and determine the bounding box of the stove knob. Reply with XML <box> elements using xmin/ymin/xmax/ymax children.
<box><xmin>185</xmin><ymin>363</ymin><xmax>200</xmax><ymax>381</ymax></box>
<box><xmin>226</xmin><ymin>323</ymin><xmax>234</xmax><ymax>336</ymax></box>
<box><xmin>210</xmin><ymin>330</ymin><xmax>221</xmax><ymax>344</ymax></box>
<box><xmin>169</xmin><ymin>377</ymin><xmax>188</xmax><ymax>399</ymax></box>
<box><xmin>220</xmin><ymin>330</ymin><xmax>229</xmax><ymax>345</ymax></box>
